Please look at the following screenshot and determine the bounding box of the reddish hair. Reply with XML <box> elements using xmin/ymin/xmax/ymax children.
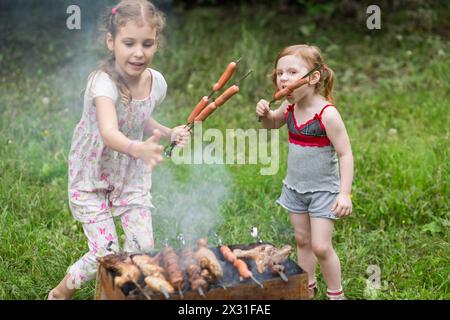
<box><xmin>271</xmin><ymin>44</ymin><xmax>335</xmax><ymax>103</ymax></box>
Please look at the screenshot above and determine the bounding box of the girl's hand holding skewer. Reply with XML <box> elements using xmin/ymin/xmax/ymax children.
<box><xmin>130</xmin><ymin>129</ymin><xmax>164</xmax><ymax>171</ymax></box>
<box><xmin>256</xmin><ymin>99</ymin><xmax>271</xmax><ymax>119</ymax></box>
<box><xmin>170</xmin><ymin>125</ymin><xmax>191</xmax><ymax>148</ymax></box>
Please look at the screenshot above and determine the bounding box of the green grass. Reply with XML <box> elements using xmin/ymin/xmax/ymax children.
<box><xmin>0</xmin><ymin>3</ymin><xmax>449</xmax><ymax>300</ymax></box>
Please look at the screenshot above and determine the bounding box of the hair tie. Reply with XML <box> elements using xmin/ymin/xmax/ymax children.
<box><xmin>111</xmin><ymin>7</ymin><xmax>117</xmax><ymax>15</ymax></box>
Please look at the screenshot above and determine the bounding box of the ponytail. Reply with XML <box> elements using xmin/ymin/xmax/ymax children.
<box><xmin>321</xmin><ymin>64</ymin><xmax>334</xmax><ymax>104</ymax></box>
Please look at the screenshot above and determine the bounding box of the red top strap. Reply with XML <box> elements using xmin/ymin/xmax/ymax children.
<box><xmin>317</xmin><ymin>104</ymin><xmax>335</xmax><ymax>118</ymax></box>
<box><xmin>286</xmin><ymin>104</ymin><xmax>295</xmax><ymax>113</ymax></box>
<box><xmin>284</xmin><ymin>104</ymin><xmax>295</xmax><ymax>120</ymax></box>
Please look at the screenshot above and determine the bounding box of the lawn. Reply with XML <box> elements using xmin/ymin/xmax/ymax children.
<box><xmin>0</xmin><ymin>1</ymin><xmax>448</xmax><ymax>299</ymax></box>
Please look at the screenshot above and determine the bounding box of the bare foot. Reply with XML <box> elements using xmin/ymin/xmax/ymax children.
<box><xmin>47</xmin><ymin>288</ymin><xmax>66</xmax><ymax>300</ymax></box>
<box><xmin>48</xmin><ymin>274</ymin><xmax>78</xmax><ymax>300</ymax></box>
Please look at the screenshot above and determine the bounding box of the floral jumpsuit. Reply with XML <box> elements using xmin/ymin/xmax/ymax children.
<box><xmin>66</xmin><ymin>68</ymin><xmax>166</xmax><ymax>286</ymax></box>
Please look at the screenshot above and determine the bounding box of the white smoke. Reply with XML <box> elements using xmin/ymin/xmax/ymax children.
<box><xmin>151</xmin><ymin>147</ymin><xmax>231</xmax><ymax>247</ymax></box>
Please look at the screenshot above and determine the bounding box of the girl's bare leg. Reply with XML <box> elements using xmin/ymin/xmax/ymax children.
<box><xmin>289</xmin><ymin>213</ymin><xmax>318</xmax><ymax>287</ymax></box>
<box><xmin>310</xmin><ymin>217</ymin><xmax>343</xmax><ymax>294</ymax></box>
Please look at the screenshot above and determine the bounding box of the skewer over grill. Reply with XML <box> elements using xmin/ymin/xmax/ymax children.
<box><xmin>220</xmin><ymin>245</ymin><xmax>264</xmax><ymax>288</ymax></box>
<box><xmin>232</xmin><ymin>244</ymin><xmax>292</xmax><ymax>282</ymax></box>
<box><xmin>98</xmin><ymin>238</ymin><xmax>297</xmax><ymax>299</ymax></box>
<box><xmin>98</xmin><ymin>254</ymin><xmax>141</xmax><ymax>288</ymax></box>
<box><xmin>180</xmin><ymin>247</ymin><xmax>208</xmax><ymax>297</ymax></box>
<box><xmin>162</xmin><ymin>245</ymin><xmax>185</xmax><ymax>297</ymax></box>
<box><xmin>194</xmin><ymin>238</ymin><xmax>224</xmax><ymax>280</ymax></box>
<box><xmin>131</xmin><ymin>254</ymin><xmax>174</xmax><ymax>299</ymax></box>
<box><xmin>267</xmin><ymin>245</ymin><xmax>291</xmax><ymax>281</ymax></box>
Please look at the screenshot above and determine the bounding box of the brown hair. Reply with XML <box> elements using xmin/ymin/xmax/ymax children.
<box><xmin>270</xmin><ymin>44</ymin><xmax>335</xmax><ymax>103</ymax></box>
<box><xmin>91</xmin><ymin>0</ymin><xmax>166</xmax><ymax>106</ymax></box>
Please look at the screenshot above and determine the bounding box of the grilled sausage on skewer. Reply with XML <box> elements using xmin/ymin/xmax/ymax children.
<box><xmin>187</xmin><ymin>96</ymin><xmax>209</xmax><ymax>124</ymax></box>
<box><xmin>220</xmin><ymin>245</ymin><xmax>263</xmax><ymax>288</ymax></box>
<box><xmin>272</xmin><ymin>87</ymin><xmax>292</xmax><ymax>101</ymax></box>
<box><xmin>233</xmin><ymin>259</ymin><xmax>252</xmax><ymax>278</ymax></box>
<box><xmin>214</xmin><ymin>85</ymin><xmax>240</xmax><ymax>107</ymax></box>
<box><xmin>194</xmin><ymin>102</ymin><xmax>217</xmax><ymax>122</ymax></box>
<box><xmin>233</xmin><ymin>259</ymin><xmax>264</xmax><ymax>288</ymax></box>
<box><xmin>219</xmin><ymin>245</ymin><xmax>236</xmax><ymax>263</ymax></box>
<box><xmin>287</xmin><ymin>77</ymin><xmax>309</xmax><ymax>92</ymax></box>
<box><xmin>272</xmin><ymin>78</ymin><xmax>309</xmax><ymax>102</ymax></box>
<box><xmin>212</xmin><ymin>62</ymin><xmax>238</xmax><ymax>92</ymax></box>
<box><xmin>193</xmin><ymin>85</ymin><xmax>240</xmax><ymax>122</ymax></box>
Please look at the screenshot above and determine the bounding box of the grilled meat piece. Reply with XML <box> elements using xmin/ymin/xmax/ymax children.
<box><xmin>232</xmin><ymin>244</ymin><xmax>276</xmax><ymax>273</ymax></box>
<box><xmin>194</xmin><ymin>238</ymin><xmax>223</xmax><ymax>279</ymax></box>
<box><xmin>131</xmin><ymin>254</ymin><xmax>175</xmax><ymax>295</ymax></box>
<box><xmin>98</xmin><ymin>254</ymin><xmax>141</xmax><ymax>287</ymax></box>
<box><xmin>132</xmin><ymin>255</ymin><xmax>165</xmax><ymax>276</ymax></box>
<box><xmin>144</xmin><ymin>276</ymin><xmax>175</xmax><ymax>294</ymax></box>
<box><xmin>267</xmin><ymin>245</ymin><xmax>291</xmax><ymax>276</ymax></box>
<box><xmin>162</xmin><ymin>246</ymin><xmax>185</xmax><ymax>290</ymax></box>
<box><xmin>233</xmin><ymin>244</ymin><xmax>292</xmax><ymax>274</ymax></box>
<box><xmin>268</xmin><ymin>245</ymin><xmax>292</xmax><ymax>265</ymax></box>
<box><xmin>181</xmin><ymin>247</ymin><xmax>208</xmax><ymax>291</ymax></box>
<box><xmin>200</xmin><ymin>268</ymin><xmax>215</xmax><ymax>283</ymax></box>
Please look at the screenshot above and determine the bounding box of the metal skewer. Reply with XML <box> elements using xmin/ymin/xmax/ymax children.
<box><xmin>127</xmin><ymin>275</ymin><xmax>152</xmax><ymax>300</ymax></box>
<box><xmin>250</xmin><ymin>275</ymin><xmax>264</xmax><ymax>289</ymax></box>
<box><xmin>234</xmin><ymin>69</ymin><xmax>253</xmax><ymax>86</ymax></box>
<box><xmin>178</xmin><ymin>283</ymin><xmax>184</xmax><ymax>298</ymax></box>
<box><xmin>160</xmin><ymin>286</ymin><xmax>170</xmax><ymax>299</ymax></box>
<box><xmin>218</xmin><ymin>281</ymin><xmax>227</xmax><ymax>290</ymax></box>
<box><xmin>278</xmin><ymin>271</ymin><xmax>288</xmax><ymax>282</ymax></box>
<box><xmin>176</xmin><ymin>233</ymin><xmax>186</xmax><ymax>247</ymax></box>
<box><xmin>250</xmin><ymin>226</ymin><xmax>263</xmax><ymax>244</ymax></box>
<box><xmin>197</xmin><ymin>287</ymin><xmax>206</xmax><ymax>297</ymax></box>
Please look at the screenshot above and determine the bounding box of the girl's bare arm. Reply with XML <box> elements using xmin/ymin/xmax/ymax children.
<box><xmin>95</xmin><ymin>97</ymin><xmax>163</xmax><ymax>168</ymax></box>
<box><xmin>322</xmin><ymin>107</ymin><xmax>353</xmax><ymax>194</ymax></box>
<box><xmin>322</xmin><ymin>107</ymin><xmax>354</xmax><ymax>217</ymax></box>
<box><xmin>144</xmin><ymin>116</ymin><xmax>172</xmax><ymax>139</ymax></box>
<box><xmin>95</xmin><ymin>96</ymin><xmax>138</xmax><ymax>154</ymax></box>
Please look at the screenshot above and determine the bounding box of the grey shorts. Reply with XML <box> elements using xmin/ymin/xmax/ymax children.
<box><xmin>276</xmin><ymin>185</ymin><xmax>338</xmax><ymax>220</ymax></box>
